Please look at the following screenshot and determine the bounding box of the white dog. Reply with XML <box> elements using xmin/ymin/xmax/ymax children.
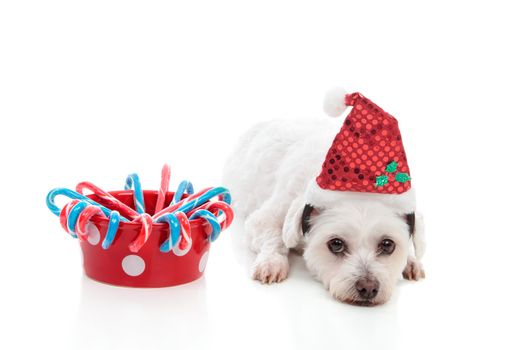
<box><xmin>223</xmin><ymin>92</ymin><xmax>425</xmax><ymax>306</ymax></box>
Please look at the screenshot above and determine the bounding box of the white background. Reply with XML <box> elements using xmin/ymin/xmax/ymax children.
<box><xmin>1</xmin><ymin>1</ymin><xmax>530</xmax><ymax>349</ymax></box>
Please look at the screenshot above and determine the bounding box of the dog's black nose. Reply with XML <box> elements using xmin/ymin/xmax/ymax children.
<box><xmin>355</xmin><ymin>278</ymin><xmax>379</xmax><ymax>300</ymax></box>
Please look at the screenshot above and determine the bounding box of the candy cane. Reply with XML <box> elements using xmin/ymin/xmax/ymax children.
<box><xmin>176</xmin><ymin>187</ymin><xmax>232</xmax><ymax>215</ymax></box>
<box><xmin>188</xmin><ymin>201</ymin><xmax>234</xmax><ymax>241</ymax></box>
<box><xmin>101</xmin><ymin>210</ymin><xmax>121</xmax><ymax>250</ymax></box>
<box><xmin>200</xmin><ymin>201</ymin><xmax>234</xmax><ymax>230</ymax></box>
<box><xmin>154</xmin><ymin>164</ymin><xmax>171</xmax><ymax>214</ymax></box>
<box><xmin>153</xmin><ymin>187</ymin><xmax>231</xmax><ymax>220</ymax></box>
<box><xmin>189</xmin><ymin>209</ymin><xmax>221</xmax><ymax>242</ymax></box>
<box><xmin>156</xmin><ymin>213</ymin><xmax>182</xmax><ymax>253</ymax></box>
<box><xmin>75</xmin><ymin>205</ymin><xmax>105</xmax><ymax>241</ymax></box>
<box><xmin>60</xmin><ymin>200</ymin><xmax>79</xmax><ymax>237</ymax></box>
<box><xmin>152</xmin><ymin>187</ymin><xmax>212</xmax><ymax>219</ymax></box>
<box><xmin>172</xmin><ymin>212</ymin><xmax>192</xmax><ymax>256</ymax></box>
<box><xmin>47</xmin><ymin>188</ymin><xmax>129</xmax><ymax>221</ymax></box>
<box><xmin>66</xmin><ymin>201</ymin><xmax>89</xmax><ymax>235</ymax></box>
<box><xmin>171</xmin><ymin>180</ymin><xmax>194</xmax><ymax>205</ymax></box>
<box><xmin>124</xmin><ymin>173</ymin><xmax>146</xmax><ymax>214</ymax></box>
<box><xmin>76</xmin><ymin>182</ymin><xmax>139</xmax><ymax>220</ymax></box>
<box><xmin>129</xmin><ymin>213</ymin><xmax>153</xmax><ymax>253</ymax></box>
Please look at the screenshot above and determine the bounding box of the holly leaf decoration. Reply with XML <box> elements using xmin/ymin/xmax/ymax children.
<box><xmin>385</xmin><ymin>161</ymin><xmax>398</xmax><ymax>173</ymax></box>
<box><xmin>375</xmin><ymin>175</ymin><xmax>389</xmax><ymax>187</ymax></box>
<box><xmin>395</xmin><ymin>172</ymin><xmax>411</xmax><ymax>183</ymax></box>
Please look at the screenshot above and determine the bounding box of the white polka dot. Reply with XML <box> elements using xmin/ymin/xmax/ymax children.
<box><xmin>121</xmin><ymin>255</ymin><xmax>146</xmax><ymax>277</ymax></box>
<box><xmin>198</xmin><ymin>251</ymin><xmax>209</xmax><ymax>273</ymax></box>
<box><xmin>86</xmin><ymin>223</ymin><xmax>100</xmax><ymax>246</ymax></box>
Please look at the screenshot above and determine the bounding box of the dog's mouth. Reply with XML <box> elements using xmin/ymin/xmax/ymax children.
<box><xmin>337</xmin><ymin>287</ymin><xmax>384</xmax><ymax>307</ymax></box>
<box><xmin>340</xmin><ymin>298</ymin><xmax>380</xmax><ymax>307</ymax></box>
<box><xmin>352</xmin><ymin>300</ymin><xmax>375</xmax><ymax>307</ymax></box>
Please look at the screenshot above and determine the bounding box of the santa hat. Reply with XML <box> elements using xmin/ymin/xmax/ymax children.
<box><xmin>304</xmin><ymin>88</ymin><xmax>417</xmax><ymax>226</ymax></box>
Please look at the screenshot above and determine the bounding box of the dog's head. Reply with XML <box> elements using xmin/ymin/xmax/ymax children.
<box><xmin>283</xmin><ymin>197</ymin><xmax>423</xmax><ymax>306</ymax></box>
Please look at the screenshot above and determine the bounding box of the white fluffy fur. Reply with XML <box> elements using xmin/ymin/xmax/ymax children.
<box><xmin>223</xmin><ymin>119</ymin><xmax>425</xmax><ymax>305</ymax></box>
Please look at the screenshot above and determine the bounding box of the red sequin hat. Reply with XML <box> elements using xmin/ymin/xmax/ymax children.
<box><xmin>305</xmin><ymin>88</ymin><xmax>416</xmax><ymax>214</ymax></box>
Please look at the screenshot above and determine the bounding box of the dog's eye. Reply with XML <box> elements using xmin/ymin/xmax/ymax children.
<box><xmin>378</xmin><ymin>239</ymin><xmax>395</xmax><ymax>255</ymax></box>
<box><xmin>327</xmin><ymin>238</ymin><xmax>346</xmax><ymax>254</ymax></box>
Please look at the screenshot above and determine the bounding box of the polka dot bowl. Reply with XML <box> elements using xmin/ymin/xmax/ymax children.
<box><xmin>81</xmin><ymin>190</ymin><xmax>211</xmax><ymax>288</ymax></box>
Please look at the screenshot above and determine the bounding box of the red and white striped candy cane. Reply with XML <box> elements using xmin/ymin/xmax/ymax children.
<box><xmin>129</xmin><ymin>213</ymin><xmax>154</xmax><ymax>253</ymax></box>
<box><xmin>75</xmin><ymin>205</ymin><xmax>105</xmax><ymax>241</ymax></box>
<box><xmin>172</xmin><ymin>212</ymin><xmax>192</xmax><ymax>256</ymax></box>
<box><xmin>60</xmin><ymin>200</ymin><xmax>79</xmax><ymax>236</ymax></box>
<box><xmin>154</xmin><ymin>164</ymin><xmax>171</xmax><ymax>214</ymax></box>
<box><xmin>76</xmin><ymin>182</ymin><xmax>139</xmax><ymax>220</ymax></box>
<box><xmin>152</xmin><ymin>187</ymin><xmax>212</xmax><ymax>220</ymax></box>
<box><xmin>188</xmin><ymin>201</ymin><xmax>234</xmax><ymax>230</ymax></box>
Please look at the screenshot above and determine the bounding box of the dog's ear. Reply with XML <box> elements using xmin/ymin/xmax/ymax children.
<box><xmin>282</xmin><ymin>194</ymin><xmax>308</xmax><ymax>249</ymax></box>
<box><xmin>411</xmin><ymin>212</ymin><xmax>426</xmax><ymax>259</ymax></box>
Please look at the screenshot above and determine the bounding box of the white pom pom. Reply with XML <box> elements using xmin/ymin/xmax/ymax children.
<box><xmin>323</xmin><ymin>87</ymin><xmax>348</xmax><ymax>118</ymax></box>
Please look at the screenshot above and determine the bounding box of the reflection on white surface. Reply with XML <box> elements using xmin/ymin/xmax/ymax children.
<box><xmin>74</xmin><ymin>275</ymin><xmax>210</xmax><ymax>350</ymax></box>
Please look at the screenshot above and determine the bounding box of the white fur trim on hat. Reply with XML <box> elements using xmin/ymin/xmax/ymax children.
<box><xmin>305</xmin><ymin>181</ymin><xmax>416</xmax><ymax>214</ymax></box>
<box><xmin>323</xmin><ymin>87</ymin><xmax>348</xmax><ymax>118</ymax></box>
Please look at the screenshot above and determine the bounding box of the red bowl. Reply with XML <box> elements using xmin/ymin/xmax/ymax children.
<box><xmin>81</xmin><ymin>190</ymin><xmax>210</xmax><ymax>288</ymax></box>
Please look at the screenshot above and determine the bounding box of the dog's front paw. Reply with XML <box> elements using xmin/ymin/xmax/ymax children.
<box><xmin>402</xmin><ymin>257</ymin><xmax>425</xmax><ymax>281</ymax></box>
<box><xmin>252</xmin><ymin>254</ymin><xmax>289</xmax><ymax>284</ymax></box>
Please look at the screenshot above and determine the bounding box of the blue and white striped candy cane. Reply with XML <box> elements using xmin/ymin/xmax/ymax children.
<box><xmin>46</xmin><ymin>187</ymin><xmax>129</xmax><ymax>222</ymax></box>
<box><xmin>66</xmin><ymin>201</ymin><xmax>89</xmax><ymax>236</ymax></box>
<box><xmin>171</xmin><ymin>180</ymin><xmax>194</xmax><ymax>205</ymax></box>
<box><xmin>101</xmin><ymin>210</ymin><xmax>121</xmax><ymax>250</ymax></box>
<box><xmin>124</xmin><ymin>173</ymin><xmax>146</xmax><ymax>214</ymax></box>
<box><xmin>189</xmin><ymin>209</ymin><xmax>222</xmax><ymax>242</ymax></box>
<box><xmin>156</xmin><ymin>213</ymin><xmax>182</xmax><ymax>253</ymax></box>
<box><xmin>173</xmin><ymin>187</ymin><xmax>232</xmax><ymax>215</ymax></box>
<box><xmin>172</xmin><ymin>212</ymin><xmax>192</xmax><ymax>256</ymax></box>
